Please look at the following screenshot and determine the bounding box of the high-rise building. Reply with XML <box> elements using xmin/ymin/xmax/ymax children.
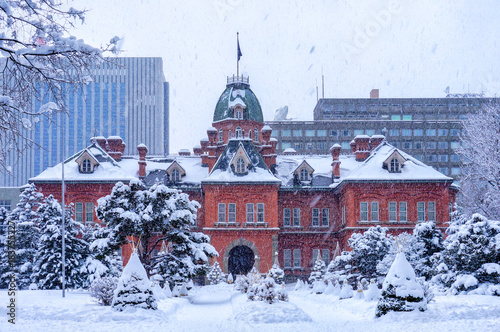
<box><xmin>267</xmin><ymin>91</ymin><xmax>499</xmax><ymax>179</ymax></box>
<box><xmin>0</xmin><ymin>57</ymin><xmax>169</xmax><ymax>187</ymax></box>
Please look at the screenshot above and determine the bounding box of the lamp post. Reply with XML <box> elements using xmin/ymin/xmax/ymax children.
<box><xmin>61</xmin><ymin>112</ymin><xmax>66</xmax><ymax>298</ymax></box>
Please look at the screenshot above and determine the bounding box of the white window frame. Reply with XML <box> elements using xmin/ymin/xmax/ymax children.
<box><xmin>218</xmin><ymin>129</ymin><xmax>223</xmax><ymax>142</ymax></box>
<box><xmin>85</xmin><ymin>202</ymin><xmax>94</xmax><ymax>223</ymax></box>
<box><xmin>390</xmin><ymin>158</ymin><xmax>400</xmax><ymax>172</ymax></box>
<box><xmin>371</xmin><ymin>202</ymin><xmax>379</xmax><ymax>221</ymax></box>
<box><xmin>322</xmin><ymin>208</ymin><xmax>329</xmax><ymax>226</ymax></box>
<box><xmin>82</xmin><ymin>159</ymin><xmax>92</xmax><ymax>173</ymax></box>
<box><xmin>246</xmin><ymin>203</ymin><xmax>254</xmax><ymax>223</ymax></box>
<box><xmin>75</xmin><ymin>202</ymin><xmax>84</xmax><ymax>222</ymax></box>
<box><xmin>257</xmin><ymin>203</ymin><xmax>264</xmax><ymax>223</ymax></box>
<box><xmin>235</xmin><ymin>126</ymin><xmax>242</xmax><ymax>138</ymax></box>
<box><xmin>417</xmin><ymin>202</ymin><xmax>425</xmax><ymax>222</ymax></box>
<box><xmin>283</xmin><ymin>208</ymin><xmax>291</xmax><ymax>226</ymax></box>
<box><xmin>254</xmin><ymin>129</ymin><xmax>259</xmax><ymax>141</ymax></box>
<box><xmin>312</xmin><ymin>208</ymin><xmax>320</xmax><ymax>226</ymax></box>
<box><xmin>389</xmin><ymin>201</ymin><xmax>397</xmax><ymax>222</ymax></box>
<box><xmin>360</xmin><ymin>202</ymin><xmax>368</xmax><ymax>221</ymax></box>
<box><xmin>299</xmin><ymin>168</ymin><xmax>309</xmax><ymax>181</ymax></box>
<box><xmin>399</xmin><ymin>202</ymin><xmax>407</xmax><ymax>222</ymax></box>
<box><xmin>171</xmin><ymin>168</ymin><xmax>180</xmax><ymax>182</ymax></box>
<box><xmin>293</xmin><ymin>249</ymin><xmax>301</xmax><ymax>267</ymax></box>
<box><xmin>428</xmin><ymin>201</ymin><xmax>436</xmax><ymax>221</ymax></box>
<box><xmin>342</xmin><ymin>205</ymin><xmax>346</xmax><ymax>226</ymax></box>
<box><xmin>228</xmin><ymin>203</ymin><xmax>236</xmax><ymax>223</ymax></box>
<box><xmin>284</xmin><ymin>249</ymin><xmax>292</xmax><ymax>268</ymax></box>
<box><xmin>322</xmin><ymin>249</ymin><xmax>330</xmax><ymax>264</ymax></box>
<box><xmin>293</xmin><ymin>208</ymin><xmax>301</xmax><ymax>226</ymax></box>
<box><xmin>236</xmin><ymin>157</ymin><xmax>246</xmax><ymax>174</ymax></box>
<box><xmin>218</xmin><ymin>203</ymin><xmax>226</xmax><ymax>223</ymax></box>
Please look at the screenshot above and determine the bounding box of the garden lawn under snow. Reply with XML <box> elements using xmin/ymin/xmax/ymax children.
<box><xmin>1</xmin><ymin>283</ymin><xmax>500</xmax><ymax>332</ymax></box>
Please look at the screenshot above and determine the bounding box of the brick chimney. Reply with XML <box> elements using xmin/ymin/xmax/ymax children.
<box><xmin>137</xmin><ymin>144</ymin><xmax>148</xmax><ymax>178</ymax></box>
<box><xmin>107</xmin><ymin>136</ymin><xmax>126</xmax><ymax>161</ymax></box>
<box><xmin>353</xmin><ymin>135</ymin><xmax>371</xmax><ymax>161</ymax></box>
<box><xmin>370</xmin><ymin>89</ymin><xmax>379</xmax><ymax>98</ymax></box>
<box><xmin>329</xmin><ymin>143</ymin><xmax>342</xmax><ymax>178</ymax></box>
<box><xmin>178</xmin><ymin>149</ymin><xmax>191</xmax><ymax>156</ymax></box>
<box><xmin>91</xmin><ymin>136</ymin><xmax>107</xmax><ymax>149</ymax></box>
<box><xmin>261</xmin><ymin>125</ymin><xmax>272</xmax><ymax>142</ymax></box>
<box><xmin>369</xmin><ymin>135</ymin><xmax>385</xmax><ymax>150</ymax></box>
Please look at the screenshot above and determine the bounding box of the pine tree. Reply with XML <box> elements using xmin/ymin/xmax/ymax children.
<box><xmin>32</xmin><ymin>195</ymin><xmax>88</xmax><ymax>289</ymax></box>
<box><xmin>309</xmin><ymin>254</ymin><xmax>326</xmax><ymax>285</ymax></box>
<box><xmin>0</xmin><ymin>184</ymin><xmax>43</xmax><ymax>288</ymax></box>
<box><xmin>207</xmin><ymin>261</ymin><xmax>224</xmax><ymax>285</ymax></box>
<box><xmin>112</xmin><ymin>250</ymin><xmax>157</xmax><ymax>311</ymax></box>
<box><xmin>268</xmin><ymin>252</ymin><xmax>284</xmax><ymax>285</ymax></box>
<box><xmin>0</xmin><ymin>207</ymin><xmax>10</xmax><ymax>289</ymax></box>
<box><xmin>376</xmin><ymin>252</ymin><xmax>426</xmax><ymax>317</ymax></box>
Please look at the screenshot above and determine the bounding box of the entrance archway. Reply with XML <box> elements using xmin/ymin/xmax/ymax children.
<box><xmin>228</xmin><ymin>245</ymin><xmax>255</xmax><ymax>276</ymax></box>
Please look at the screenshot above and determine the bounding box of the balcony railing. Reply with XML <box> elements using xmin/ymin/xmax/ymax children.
<box><xmin>227</xmin><ymin>75</ymin><xmax>249</xmax><ymax>85</ymax></box>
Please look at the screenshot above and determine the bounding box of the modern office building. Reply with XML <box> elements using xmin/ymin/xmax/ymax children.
<box><xmin>0</xmin><ymin>57</ymin><xmax>169</xmax><ymax>187</ymax></box>
<box><xmin>267</xmin><ymin>90</ymin><xmax>499</xmax><ymax>179</ymax></box>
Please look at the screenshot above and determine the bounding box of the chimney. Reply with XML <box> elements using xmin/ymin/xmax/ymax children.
<box><xmin>369</xmin><ymin>135</ymin><xmax>385</xmax><ymax>150</ymax></box>
<box><xmin>137</xmin><ymin>144</ymin><xmax>148</xmax><ymax>178</ymax></box>
<box><xmin>261</xmin><ymin>125</ymin><xmax>272</xmax><ymax>142</ymax></box>
<box><xmin>329</xmin><ymin>143</ymin><xmax>342</xmax><ymax>178</ymax></box>
<box><xmin>178</xmin><ymin>149</ymin><xmax>191</xmax><ymax>156</ymax></box>
<box><xmin>370</xmin><ymin>89</ymin><xmax>379</xmax><ymax>99</ymax></box>
<box><xmin>353</xmin><ymin>135</ymin><xmax>371</xmax><ymax>161</ymax></box>
<box><xmin>207</xmin><ymin>127</ymin><xmax>217</xmax><ymax>143</ymax></box>
<box><xmin>193</xmin><ymin>145</ymin><xmax>202</xmax><ymax>156</ymax></box>
<box><xmin>106</xmin><ymin>136</ymin><xmax>126</xmax><ymax>161</ymax></box>
<box><xmin>91</xmin><ymin>136</ymin><xmax>107</xmax><ymax>149</ymax></box>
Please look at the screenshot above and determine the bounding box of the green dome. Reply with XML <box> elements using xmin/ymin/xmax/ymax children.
<box><xmin>213</xmin><ymin>78</ymin><xmax>263</xmax><ymax>123</ymax></box>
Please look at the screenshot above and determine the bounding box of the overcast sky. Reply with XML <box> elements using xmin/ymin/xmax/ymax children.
<box><xmin>71</xmin><ymin>0</ymin><xmax>500</xmax><ymax>154</ymax></box>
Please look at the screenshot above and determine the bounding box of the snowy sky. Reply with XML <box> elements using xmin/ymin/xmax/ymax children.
<box><xmin>70</xmin><ymin>0</ymin><xmax>500</xmax><ymax>154</ymax></box>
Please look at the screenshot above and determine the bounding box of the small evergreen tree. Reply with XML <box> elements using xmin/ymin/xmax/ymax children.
<box><xmin>0</xmin><ymin>207</ymin><xmax>10</xmax><ymax>289</ymax></box>
<box><xmin>207</xmin><ymin>261</ymin><xmax>224</xmax><ymax>285</ymax></box>
<box><xmin>112</xmin><ymin>250</ymin><xmax>157</xmax><ymax>311</ymax></box>
<box><xmin>376</xmin><ymin>252</ymin><xmax>426</xmax><ymax>317</ymax></box>
<box><xmin>0</xmin><ymin>184</ymin><xmax>43</xmax><ymax>288</ymax></box>
<box><xmin>247</xmin><ymin>276</ymin><xmax>288</xmax><ymax>304</ymax></box>
<box><xmin>308</xmin><ymin>254</ymin><xmax>326</xmax><ymax>285</ymax></box>
<box><xmin>32</xmin><ymin>195</ymin><xmax>88</xmax><ymax>289</ymax></box>
<box><xmin>268</xmin><ymin>252</ymin><xmax>284</xmax><ymax>285</ymax></box>
<box><xmin>324</xmin><ymin>251</ymin><xmax>355</xmax><ymax>285</ymax></box>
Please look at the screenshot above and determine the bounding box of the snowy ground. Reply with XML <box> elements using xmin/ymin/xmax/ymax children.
<box><xmin>1</xmin><ymin>284</ymin><xmax>500</xmax><ymax>332</ymax></box>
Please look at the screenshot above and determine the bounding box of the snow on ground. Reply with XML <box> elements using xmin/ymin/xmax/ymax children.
<box><xmin>2</xmin><ymin>284</ymin><xmax>500</xmax><ymax>331</ymax></box>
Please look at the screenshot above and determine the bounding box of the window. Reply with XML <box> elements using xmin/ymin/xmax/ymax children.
<box><xmin>322</xmin><ymin>249</ymin><xmax>330</xmax><ymax>264</ymax></box>
<box><xmin>414</xmin><ymin>129</ymin><xmax>423</xmax><ymax>136</ymax></box>
<box><xmin>306</xmin><ymin>142</ymin><xmax>315</xmax><ymax>150</ymax></box>
<box><xmin>312</xmin><ymin>248</ymin><xmax>320</xmax><ymax>263</ymax></box>
<box><xmin>299</xmin><ymin>168</ymin><xmax>310</xmax><ymax>181</ymax></box>
<box><xmin>427</xmin><ymin>155</ymin><xmax>437</xmax><ymax>162</ymax></box>
<box><xmin>342</xmin><ymin>130</ymin><xmax>350</xmax><ymax>137</ymax></box>
<box><xmin>438</xmin><ymin>141</ymin><xmax>449</xmax><ymax>149</ymax></box>
<box><xmin>281</xmin><ymin>129</ymin><xmax>291</xmax><ymax>137</ymax></box>
<box><xmin>246</xmin><ymin>203</ymin><xmax>254</xmax><ymax>223</ymax></box>
<box><xmin>371</xmin><ymin>202</ymin><xmax>379</xmax><ymax>221</ymax></box>
<box><xmin>389</xmin><ymin>129</ymin><xmax>399</xmax><ymax>136</ymax></box>
<box><xmin>171</xmin><ymin>169</ymin><xmax>180</xmax><ymax>182</ymax></box>
<box><xmin>218</xmin><ymin>203</ymin><xmax>226</xmax><ymax>223</ymax></box>
<box><xmin>228</xmin><ymin>203</ymin><xmax>236</xmax><ymax>223</ymax></box>
<box><xmin>402</xmin><ymin>115</ymin><xmax>412</xmax><ymax>120</ymax></box>
<box><xmin>312</xmin><ymin>208</ymin><xmax>319</xmax><ymax>226</ymax></box>
<box><xmin>317</xmin><ymin>130</ymin><xmax>327</xmax><ymax>137</ymax></box>
<box><xmin>281</xmin><ymin>142</ymin><xmax>291</xmax><ymax>150</ymax></box>
<box><xmin>85</xmin><ymin>202</ymin><xmax>93</xmax><ymax>222</ymax></box>
<box><xmin>439</xmin><ymin>167</ymin><xmax>449</xmax><ymax>175</ymax></box>
<box><xmin>236</xmin><ymin>157</ymin><xmax>246</xmax><ymax>174</ymax></box>
<box><xmin>450</xmin><ymin>129</ymin><xmax>460</xmax><ymax>136</ymax></box>
<box><xmin>366</xmin><ymin>129</ymin><xmax>375</xmax><ymax>136</ymax></box>
<box><xmin>428</xmin><ymin>202</ymin><xmax>436</xmax><ymax>221</ymax></box>
<box><xmin>426</xmin><ymin>129</ymin><xmax>436</xmax><ymax>136</ymax></box>
<box><xmin>402</xmin><ymin>129</ymin><xmax>412</xmax><ymax>136</ymax></box>
<box><xmin>305</xmin><ymin>130</ymin><xmax>315</xmax><ymax>137</ymax></box>
<box><xmin>389</xmin><ymin>158</ymin><xmax>400</xmax><ymax>172</ymax></box>
<box><xmin>317</xmin><ymin>142</ymin><xmax>327</xmax><ymax>150</ymax></box>
<box><xmin>438</xmin><ymin>129</ymin><xmax>448</xmax><ymax>136</ymax></box>
<box><xmin>0</xmin><ymin>200</ymin><xmax>11</xmax><ymax>211</ymax></box>
<box><xmin>293</xmin><ymin>142</ymin><xmax>303</xmax><ymax>150</ymax></box>
<box><xmin>414</xmin><ymin>141</ymin><xmax>423</xmax><ymax>149</ymax></box>
<box><xmin>389</xmin><ymin>202</ymin><xmax>397</xmax><ymax>221</ymax></box>
<box><xmin>218</xmin><ymin>129</ymin><xmax>223</xmax><ymax>142</ymax></box>
<box><xmin>284</xmin><ymin>249</ymin><xmax>292</xmax><ymax>268</ymax></box>
<box><xmin>402</xmin><ymin>142</ymin><xmax>412</xmax><ymax>149</ymax></box>
<box><xmin>235</xmin><ymin>110</ymin><xmax>242</xmax><ymax>119</ymax></box>
<box><xmin>341</xmin><ymin>142</ymin><xmax>351</xmax><ymax>150</ymax></box>
<box><xmin>330</xmin><ymin>130</ymin><xmax>338</xmax><ymax>137</ymax></box>
<box><xmin>235</xmin><ymin>127</ymin><xmax>242</xmax><ymax>139</ymax></box>
<box><xmin>322</xmin><ymin>208</ymin><xmax>329</xmax><ymax>226</ymax></box>
<box><xmin>391</xmin><ymin>114</ymin><xmax>401</xmax><ymax>120</ymax></box>
<box><xmin>427</xmin><ymin>142</ymin><xmax>437</xmax><ymax>149</ymax></box>
<box><xmin>293</xmin><ymin>208</ymin><xmax>301</xmax><ymax>226</ymax></box>
<box><xmin>283</xmin><ymin>208</ymin><xmax>291</xmax><ymax>226</ymax></box>
<box><xmin>438</xmin><ymin>155</ymin><xmax>448</xmax><ymax>162</ymax></box>
<box><xmin>342</xmin><ymin>205</ymin><xmax>346</xmax><ymax>226</ymax></box>
<box><xmin>450</xmin><ymin>141</ymin><xmax>461</xmax><ymax>149</ymax></box>
<box><xmin>254</xmin><ymin>129</ymin><xmax>259</xmax><ymax>141</ymax></box>
<box><xmin>354</xmin><ymin>129</ymin><xmax>364</xmax><ymax>136</ymax></box>
<box><xmin>360</xmin><ymin>202</ymin><xmax>368</xmax><ymax>221</ymax></box>
<box><xmin>293</xmin><ymin>249</ymin><xmax>301</xmax><ymax>267</ymax></box>
<box><xmin>450</xmin><ymin>154</ymin><xmax>460</xmax><ymax>162</ymax></box>
<box><xmin>257</xmin><ymin>203</ymin><xmax>265</xmax><ymax>223</ymax></box>
<box><xmin>293</xmin><ymin>130</ymin><xmax>302</xmax><ymax>137</ymax></box>
<box><xmin>417</xmin><ymin>202</ymin><xmax>425</xmax><ymax>222</ymax></box>
<box><xmin>82</xmin><ymin>159</ymin><xmax>92</xmax><ymax>173</ymax></box>
<box><xmin>75</xmin><ymin>202</ymin><xmax>83</xmax><ymax>222</ymax></box>
<box><xmin>399</xmin><ymin>202</ymin><xmax>407</xmax><ymax>222</ymax></box>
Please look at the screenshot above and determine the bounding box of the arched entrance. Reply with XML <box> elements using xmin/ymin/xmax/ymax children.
<box><xmin>228</xmin><ymin>245</ymin><xmax>255</xmax><ymax>275</ymax></box>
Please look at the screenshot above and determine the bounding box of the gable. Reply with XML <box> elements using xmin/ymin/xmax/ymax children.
<box><xmin>383</xmin><ymin>150</ymin><xmax>407</xmax><ymax>173</ymax></box>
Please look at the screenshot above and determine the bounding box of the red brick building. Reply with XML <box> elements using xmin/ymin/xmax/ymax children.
<box><xmin>31</xmin><ymin>75</ymin><xmax>457</xmax><ymax>280</ymax></box>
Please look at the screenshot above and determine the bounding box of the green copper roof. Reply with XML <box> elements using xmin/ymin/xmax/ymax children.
<box><xmin>213</xmin><ymin>82</ymin><xmax>263</xmax><ymax>123</ymax></box>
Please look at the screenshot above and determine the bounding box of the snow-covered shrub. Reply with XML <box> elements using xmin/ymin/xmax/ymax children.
<box><xmin>323</xmin><ymin>281</ymin><xmax>335</xmax><ymax>295</ymax></box>
<box><xmin>268</xmin><ymin>254</ymin><xmax>285</xmax><ymax>285</ymax></box>
<box><xmin>308</xmin><ymin>255</ymin><xmax>326</xmax><ymax>286</ymax></box>
<box><xmin>227</xmin><ymin>273</ymin><xmax>234</xmax><ymax>284</ymax></box>
<box><xmin>207</xmin><ymin>261</ymin><xmax>225</xmax><ymax>285</ymax></box>
<box><xmin>89</xmin><ymin>277</ymin><xmax>118</xmax><ymax>306</ymax></box>
<box><xmin>247</xmin><ymin>276</ymin><xmax>288</xmax><ymax>304</ymax></box>
<box><xmin>339</xmin><ymin>280</ymin><xmax>353</xmax><ymax>299</ymax></box>
<box><xmin>364</xmin><ymin>279</ymin><xmax>381</xmax><ymax>301</ymax></box>
<box><xmin>376</xmin><ymin>253</ymin><xmax>426</xmax><ymax>317</ymax></box>
<box><xmin>324</xmin><ymin>251</ymin><xmax>355</xmax><ymax>285</ymax></box>
<box><xmin>112</xmin><ymin>251</ymin><xmax>157</xmax><ymax>311</ymax></box>
<box><xmin>312</xmin><ymin>280</ymin><xmax>326</xmax><ymax>294</ymax></box>
<box><xmin>354</xmin><ymin>282</ymin><xmax>364</xmax><ymax>299</ymax></box>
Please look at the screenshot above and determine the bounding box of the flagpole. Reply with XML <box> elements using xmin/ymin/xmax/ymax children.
<box><xmin>237</xmin><ymin>32</ymin><xmax>239</xmax><ymax>77</ymax></box>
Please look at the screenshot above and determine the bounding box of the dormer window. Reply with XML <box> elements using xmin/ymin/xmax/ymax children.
<box><xmin>235</xmin><ymin>127</ymin><xmax>242</xmax><ymax>139</ymax></box>
<box><xmin>236</xmin><ymin>157</ymin><xmax>246</xmax><ymax>173</ymax></box>
<box><xmin>166</xmin><ymin>161</ymin><xmax>186</xmax><ymax>183</ymax></box>
<box><xmin>390</xmin><ymin>158</ymin><xmax>400</xmax><ymax>173</ymax></box>
<box><xmin>218</xmin><ymin>129</ymin><xmax>223</xmax><ymax>142</ymax></box>
<box><xmin>82</xmin><ymin>159</ymin><xmax>92</xmax><ymax>173</ymax></box>
<box><xmin>235</xmin><ymin>110</ymin><xmax>242</xmax><ymax>119</ymax></box>
<box><xmin>254</xmin><ymin>129</ymin><xmax>259</xmax><ymax>141</ymax></box>
<box><xmin>299</xmin><ymin>168</ymin><xmax>310</xmax><ymax>181</ymax></box>
<box><xmin>171</xmin><ymin>169</ymin><xmax>180</xmax><ymax>182</ymax></box>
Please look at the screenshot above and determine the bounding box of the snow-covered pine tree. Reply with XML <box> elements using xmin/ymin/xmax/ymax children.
<box><xmin>432</xmin><ymin>213</ymin><xmax>500</xmax><ymax>294</ymax></box>
<box><xmin>0</xmin><ymin>184</ymin><xmax>43</xmax><ymax>288</ymax></box>
<box><xmin>324</xmin><ymin>251</ymin><xmax>355</xmax><ymax>285</ymax></box>
<box><xmin>247</xmin><ymin>275</ymin><xmax>287</xmax><ymax>304</ymax></box>
<box><xmin>96</xmin><ymin>181</ymin><xmax>217</xmax><ymax>285</ymax></box>
<box><xmin>32</xmin><ymin>195</ymin><xmax>88</xmax><ymax>289</ymax></box>
<box><xmin>207</xmin><ymin>261</ymin><xmax>224</xmax><ymax>285</ymax></box>
<box><xmin>0</xmin><ymin>207</ymin><xmax>10</xmax><ymax>289</ymax></box>
<box><xmin>339</xmin><ymin>279</ymin><xmax>354</xmax><ymax>299</ymax></box>
<box><xmin>268</xmin><ymin>252</ymin><xmax>284</xmax><ymax>285</ymax></box>
<box><xmin>112</xmin><ymin>250</ymin><xmax>157</xmax><ymax>311</ymax></box>
<box><xmin>348</xmin><ymin>226</ymin><xmax>392</xmax><ymax>280</ymax></box>
<box><xmin>89</xmin><ymin>276</ymin><xmax>118</xmax><ymax>306</ymax></box>
<box><xmin>308</xmin><ymin>253</ymin><xmax>326</xmax><ymax>286</ymax></box>
<box><xmin>412</xmin><ymin>221</ymin><xmax>444</xmax><ymax>279</ymax></box>
<box><xmin>375</xmin><ymin>252</ymin><xmax>426</xmax><ymax>317</ymax></box>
